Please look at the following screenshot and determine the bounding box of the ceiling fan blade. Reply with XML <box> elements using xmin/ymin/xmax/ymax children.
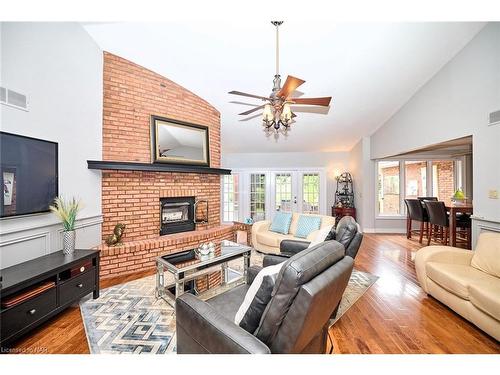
<box><xmin>228</xmin><ymin>91</ymin><xmax>271</xmax><ymax>101</ymax></box>
<box><xmin>277</xmin><ymin>75</ymin><xmax>306</xmax><ymax>98</ymax></box>
<box><xmin>290</xmin><ymin>97</ymin><xmax>332</xmax><ymax>106</ymax></box>
<box><xmin>239</xmin><ymin>105</ymin><xmax>265</xmax><ymax>116</ymax></box>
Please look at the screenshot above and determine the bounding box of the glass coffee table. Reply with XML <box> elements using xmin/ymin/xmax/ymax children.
<box><xmin>155</xmin><ymin>240</ymin><xmax>252</xmax><ymax>305</ymax></box>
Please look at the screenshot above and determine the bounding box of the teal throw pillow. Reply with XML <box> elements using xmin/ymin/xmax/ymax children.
<box><xmin>269</xmin><ymin>211</ymin><xmax>293</xmax><ymax>235</ymax></box>
<box><xmin>295</xmin><ymin>215</ymin><xmax>322</xmax><ymax>238</ymax></box>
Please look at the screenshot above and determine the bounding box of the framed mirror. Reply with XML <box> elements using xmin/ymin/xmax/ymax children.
<box><xmin>151</xmin><ymin>116</ymin><xmax>210</xmax><ymax>166</ymax></box>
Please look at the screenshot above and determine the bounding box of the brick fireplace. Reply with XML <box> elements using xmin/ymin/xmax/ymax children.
<box><xmin>95</xmin><ymin>52</ymin><xmax>235</xmax><ymax>279</ymax></box>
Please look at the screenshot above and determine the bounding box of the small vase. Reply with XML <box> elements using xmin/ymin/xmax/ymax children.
<box><xmin>63</xmin><ymin>230</ymin><xmax>76</xmax><ymax>255</ymax></box>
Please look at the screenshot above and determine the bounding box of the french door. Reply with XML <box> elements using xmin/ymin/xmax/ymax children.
<box><xmin>240</xmin><ymin>170</ymin><xmax>324</xmax><ymax>222</ymax></box>
<box><xmin>270</xmin><ymin>171</ymin><xmax>322</xmax><ymax>218</ymax></box>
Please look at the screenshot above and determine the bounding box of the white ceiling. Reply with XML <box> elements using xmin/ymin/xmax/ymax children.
<box><xmin>83</xmin><ymin>21</ymin><xmax>485</xmax><ymax>154</ymax></box>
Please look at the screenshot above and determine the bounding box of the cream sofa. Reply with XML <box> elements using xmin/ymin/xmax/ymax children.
<box><xmin>415</xmin><ymin>232</ymin><xmax>500</xmax><ymax>341</ymax></box>
<box><xmin>251</xmin><ymin>213</ymin><xmax>335</xmax><ymax>254</ymax></box>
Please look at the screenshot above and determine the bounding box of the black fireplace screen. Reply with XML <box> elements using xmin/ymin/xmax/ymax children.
<box><xmin>160</xmin><ymin>197</ymin><xmax>195</xmax><ymax>235</ymax></box>
<box><xmin>159</xmin><ymin>196</ymin><xmax>209</xmax><ymax>235</ymax></box>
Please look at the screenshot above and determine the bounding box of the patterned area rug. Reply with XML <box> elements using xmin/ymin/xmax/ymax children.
<box><xmin>330</xmin><ymin>268</ymin><xmax>378</xmax><ymax>325</ymax></box>
<box><xmin>80</xmin><ymin>277</ymin><xmax>176</xmax><ymax>354</ymax></box>
<box><xmin>80</xmin><ymin>251</ymin><xmax>377</xmax><ymax>354</ymax></box>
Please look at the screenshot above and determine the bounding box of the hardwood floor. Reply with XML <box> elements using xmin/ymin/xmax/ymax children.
<box><xmin>330</xmin><ymin>234</ymin><xmax>499</xmax><ymax>353</ymax></box>
<box><xmin>8</xmin><ymin>234</ymin><xmax>500</xmax><ymax>354</ymax></box>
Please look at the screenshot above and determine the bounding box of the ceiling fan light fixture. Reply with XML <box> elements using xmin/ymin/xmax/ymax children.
<box><xmin>280</xmin><ymin>103</ymin><xmax>292</xmax><ymax>122</ymax></box>
<box><xmin>228</xmin><ymin>21</ymin><xmax>332</xmax><ymax>138</ymax></box>
<box><xmin>263</xmin><ymin>103</ymin><xmax>274</xmax><ymax>123</ymax></box>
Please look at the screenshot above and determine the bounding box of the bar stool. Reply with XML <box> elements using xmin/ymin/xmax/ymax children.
<box><xmin>417</xmin><ymin>197</ymin><xmax>438</xmax><ymax>202</ymax></box>
<box><xmin>424</xmin><ymin>200</ymin><xmax>471</xmax><ymax>248</ymax></box>
<box><xmin>404</xmin><ymin>199</ymin><xmax>429</xmax><ymax>244</ymax></box>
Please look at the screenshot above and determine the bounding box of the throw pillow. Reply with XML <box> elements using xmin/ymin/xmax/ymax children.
<box><xmin>234</xmin><ymin>262</ymin><xmax>285</xmax><ymax>333</ymax></box>
<box><xmin>308</xmin><ymin>225</ymin><xmax>334</xmax><ymax>248</ymax></box>
<box><xmin>269</xmin><ymin>211</ymin><xmax>293</xmax><ymax>234</ymax></box>
<box><xmin>295</xmin><ymin>215</ymin><xmax>322</xmax><ymax>238</ymax></box>
<box><xmin>324</xmin><ymin>226</ymin><xmax>337</xmax><ymax>241</ymax></box>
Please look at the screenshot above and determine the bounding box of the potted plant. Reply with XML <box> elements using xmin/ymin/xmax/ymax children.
<box><xmin>50</xmin><ymin>197</ymin><xmax>83</xmax><ymax>255</ymax></box>
<box><xmin>451</xmin><ymin>188</ymin><xmax>467</xmax><ymax>204</ymax></box>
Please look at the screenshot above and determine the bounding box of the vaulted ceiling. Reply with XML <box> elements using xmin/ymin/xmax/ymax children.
<box><xmin>83</xmin><ymin>21</ymin><xmax>485</xmax><ymax>153</ymax></box>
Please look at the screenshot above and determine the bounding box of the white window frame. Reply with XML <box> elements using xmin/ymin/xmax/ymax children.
<box><xmin>220</xmin><ymin>173</ymin><xmax>241</xmax><ymax>223</ymax></box>
<box><xmin>375</xmin><ymin>158</ymin><xmax>462</xmax><ymax>220</ymax></box>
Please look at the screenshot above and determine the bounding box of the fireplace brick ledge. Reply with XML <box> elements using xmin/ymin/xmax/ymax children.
<box><xmin>95</xmin><ymin>224</ymin><xmax>237</xmax><ymax>278</ymax></box>
<box><xmin>96</xmin><ymin>224</ymin><xmax>235</xmax><ymax>256</ymax></box>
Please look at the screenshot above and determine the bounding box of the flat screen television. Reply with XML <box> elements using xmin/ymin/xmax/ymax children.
<box><xmin>1</xmin><ymin>132</ymin><xmax>58</xmax><ymax>218</ymax></box>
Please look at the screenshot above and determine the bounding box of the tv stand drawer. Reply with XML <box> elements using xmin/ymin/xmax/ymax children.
<box><xmin>1</xmin><ymin>288</ymin><xmax>57</xmax><ymax>341</ymax></box>
<box><xmin>59</xmin><ymin>270</ymin><xmax>95</xmax><ymax>307</ymax></box>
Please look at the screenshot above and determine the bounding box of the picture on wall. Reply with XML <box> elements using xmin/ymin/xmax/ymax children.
<box><xmin>3</xmin><ymin>171</ymin><xmax>15</xmax><ymax>206</ymax></box>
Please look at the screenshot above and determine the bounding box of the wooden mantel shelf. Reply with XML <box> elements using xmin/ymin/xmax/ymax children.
<box><xmin>87</xmin><ymin>160</ymin><xmax>231</xmax><ymax>175</ymax></box>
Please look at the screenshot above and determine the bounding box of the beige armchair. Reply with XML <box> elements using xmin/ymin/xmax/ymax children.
<box><xmin>415</xmin><ymin>232</ymin><xmax>500</xmax><ymax>341</ymax></box>
<box><xmin>251</xmin><ymin>213</ymin><xmax>335</xmax><ymax>254</ymax></box>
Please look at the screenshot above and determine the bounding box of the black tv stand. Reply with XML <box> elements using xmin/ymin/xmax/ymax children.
<box><xmin>0</xmin><ymin>249</ymin><xmax>100</xmax><ymax>347</ymax></box>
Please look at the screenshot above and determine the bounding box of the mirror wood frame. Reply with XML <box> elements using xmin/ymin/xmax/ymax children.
<box><xmin>151</xmin><ymin>115</ymin><xmax>210</xmax><ymax>167</ymax></box>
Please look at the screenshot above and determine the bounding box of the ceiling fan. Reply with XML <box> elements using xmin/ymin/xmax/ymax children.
<box><xmin>228</xmin><ymin>21</ymin><xmax>332</xmax><ymax>135</ymax></box>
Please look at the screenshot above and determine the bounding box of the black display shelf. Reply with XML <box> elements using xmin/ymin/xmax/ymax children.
<box><xmin>87</xmin><ymin>160</ymin><xmax>231</xmax><ymax>175</ymax></box>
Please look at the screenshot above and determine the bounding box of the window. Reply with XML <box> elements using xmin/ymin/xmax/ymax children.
<box><xmin>275</xmin><ymin>173</ymin><xmax>292</xmax><ymax>212</ymax></box>
<box><xmin>432</xmin><ymin>160</ymin><xmax>455</xmax><ymax>200</ymax></box>
<box><xmin>250</xmin><ymin>173</ymin><xmax>266</xmax><ymax>221</ymax></box>
<box><xmin>404</xmin><ymin>161</ymin><xmax>427</xmax><ymax>198</ymax></box>
<box><xmin>222</xmin><ymin>174</ymin><xmax>239</xmax><ymax>222</ymax></box>
<box><xmin>302</xmin><ymin>173</ymin><xmax>320</xmax><ymax>214</ymax></box>
<box><xmin>376</xmin><ymin>158</ymin><xmax>462</xmax><ymax>217</ymax></box>
<box><xmin>377</xmin><ymin>161</ymin><xmax>400</xmax><ymax>215</ymax></box>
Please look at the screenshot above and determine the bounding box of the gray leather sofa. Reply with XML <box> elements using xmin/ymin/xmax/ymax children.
<box><xmin>175</xmin><ymin>241</ymin><xmax>354</xmax><ymax>354</ymax></box>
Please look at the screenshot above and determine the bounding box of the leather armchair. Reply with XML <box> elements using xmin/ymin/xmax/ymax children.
<box><xmin>176</xmin><ymin>241</ymin><xmax>354</xmax><ymax>354</ymax></box>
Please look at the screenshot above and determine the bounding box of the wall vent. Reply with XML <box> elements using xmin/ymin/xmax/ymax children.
<box><xmin>489</xmin><ymin>110</ymin><xmax>500</xmax><ymax>126</ymax></box>
<box><xmin>0</xmin><ymin>86</ymin><xmax>29</xmax><ymax>111</ymax></box>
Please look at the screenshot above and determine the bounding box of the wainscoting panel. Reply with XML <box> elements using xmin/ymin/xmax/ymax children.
<box><xmin>0</xmin><ymin>214</ymin><xmax>102</xmax><ymax>269</ymax></box>
<box><xmin>471</xmin><ymin>216</ymin><xmax>500</xmax><ymax>249</ymax></box>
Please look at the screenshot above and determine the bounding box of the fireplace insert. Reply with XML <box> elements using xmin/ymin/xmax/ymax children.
<box><xmin>160</xmin><ymin>197</ymin><xmax>195</xmax><ymax>235</ymax></box>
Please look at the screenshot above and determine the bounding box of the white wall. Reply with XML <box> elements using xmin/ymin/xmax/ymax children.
<box><xmin>0</xmin><ymin>23</ymin><xmax>103</xmax><ymax>268</ymax></box>
<box><xmin>348</xmin><ymin>137</ymin><xmax>375</xmax><ymax>231</ymax></box>
<box><xmin>367</xmin><ymin>22</ymin><xmax>500</xmax><ymax>239</ymax></box>
<box><xmin>222</xmin><ymin>151</ymin><xmax>350</xmax><ymax>211</ymax></box>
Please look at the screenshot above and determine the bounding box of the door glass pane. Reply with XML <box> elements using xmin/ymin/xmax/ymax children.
<box><xmin>377</xmin><ymin>161</ymin><xmax>400</xmax><ymax>215</ymax></box>
<box><xmin>250</xmin><ymin>173</ymin><xmax>266</xmax><ymax>221</ymax></box>
<box><xmin>404</xmin><ymin>161</ymin><xmax>427</xmax><ymax>199</ymax></box>
<box><xmin>432</xmin><ymin>160</ymin><xmax>455</xmax><ymax>200</ymax></box>
<box><xmin>222</xmin><ymin>174</ymin><xmax>239</xmax><ymax>222</ymax></box>
<box><xmin>302</xmin><ymin>173</ymin><xmax>320</xmax><ymax>214</ymax></box>
<box><xmin>275</xmin><ymin>173</ymin><xmax>292</xmax><ymax>212</ymax></box>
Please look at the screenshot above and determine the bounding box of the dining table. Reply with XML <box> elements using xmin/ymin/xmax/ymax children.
<box><xmin>444</xmin><ymin>200</ymin><xmax>473</xmax><ymax>247</ymax></box>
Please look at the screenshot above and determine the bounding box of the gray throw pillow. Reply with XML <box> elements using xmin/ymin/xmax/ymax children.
<box><xmin>324</xmin><ymin>227</ymin><xmax>336</xmax><ymax>241</ymax></box>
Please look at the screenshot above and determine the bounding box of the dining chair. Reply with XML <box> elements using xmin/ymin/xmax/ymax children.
<box><xmin>404</xmin><ymin>199</ymin><xmax>429</xmax><ymax>244</ymax></box>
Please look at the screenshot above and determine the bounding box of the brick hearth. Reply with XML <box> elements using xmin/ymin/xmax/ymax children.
<box><xmin>97</xmin><ymin>225</ymin><xmax>235</xmax><ymax>279</ymax></box>
<box><xmin>97</xmin><ymin>52</ymin><xmax>234</xmax><ymax>278</ymax></box>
